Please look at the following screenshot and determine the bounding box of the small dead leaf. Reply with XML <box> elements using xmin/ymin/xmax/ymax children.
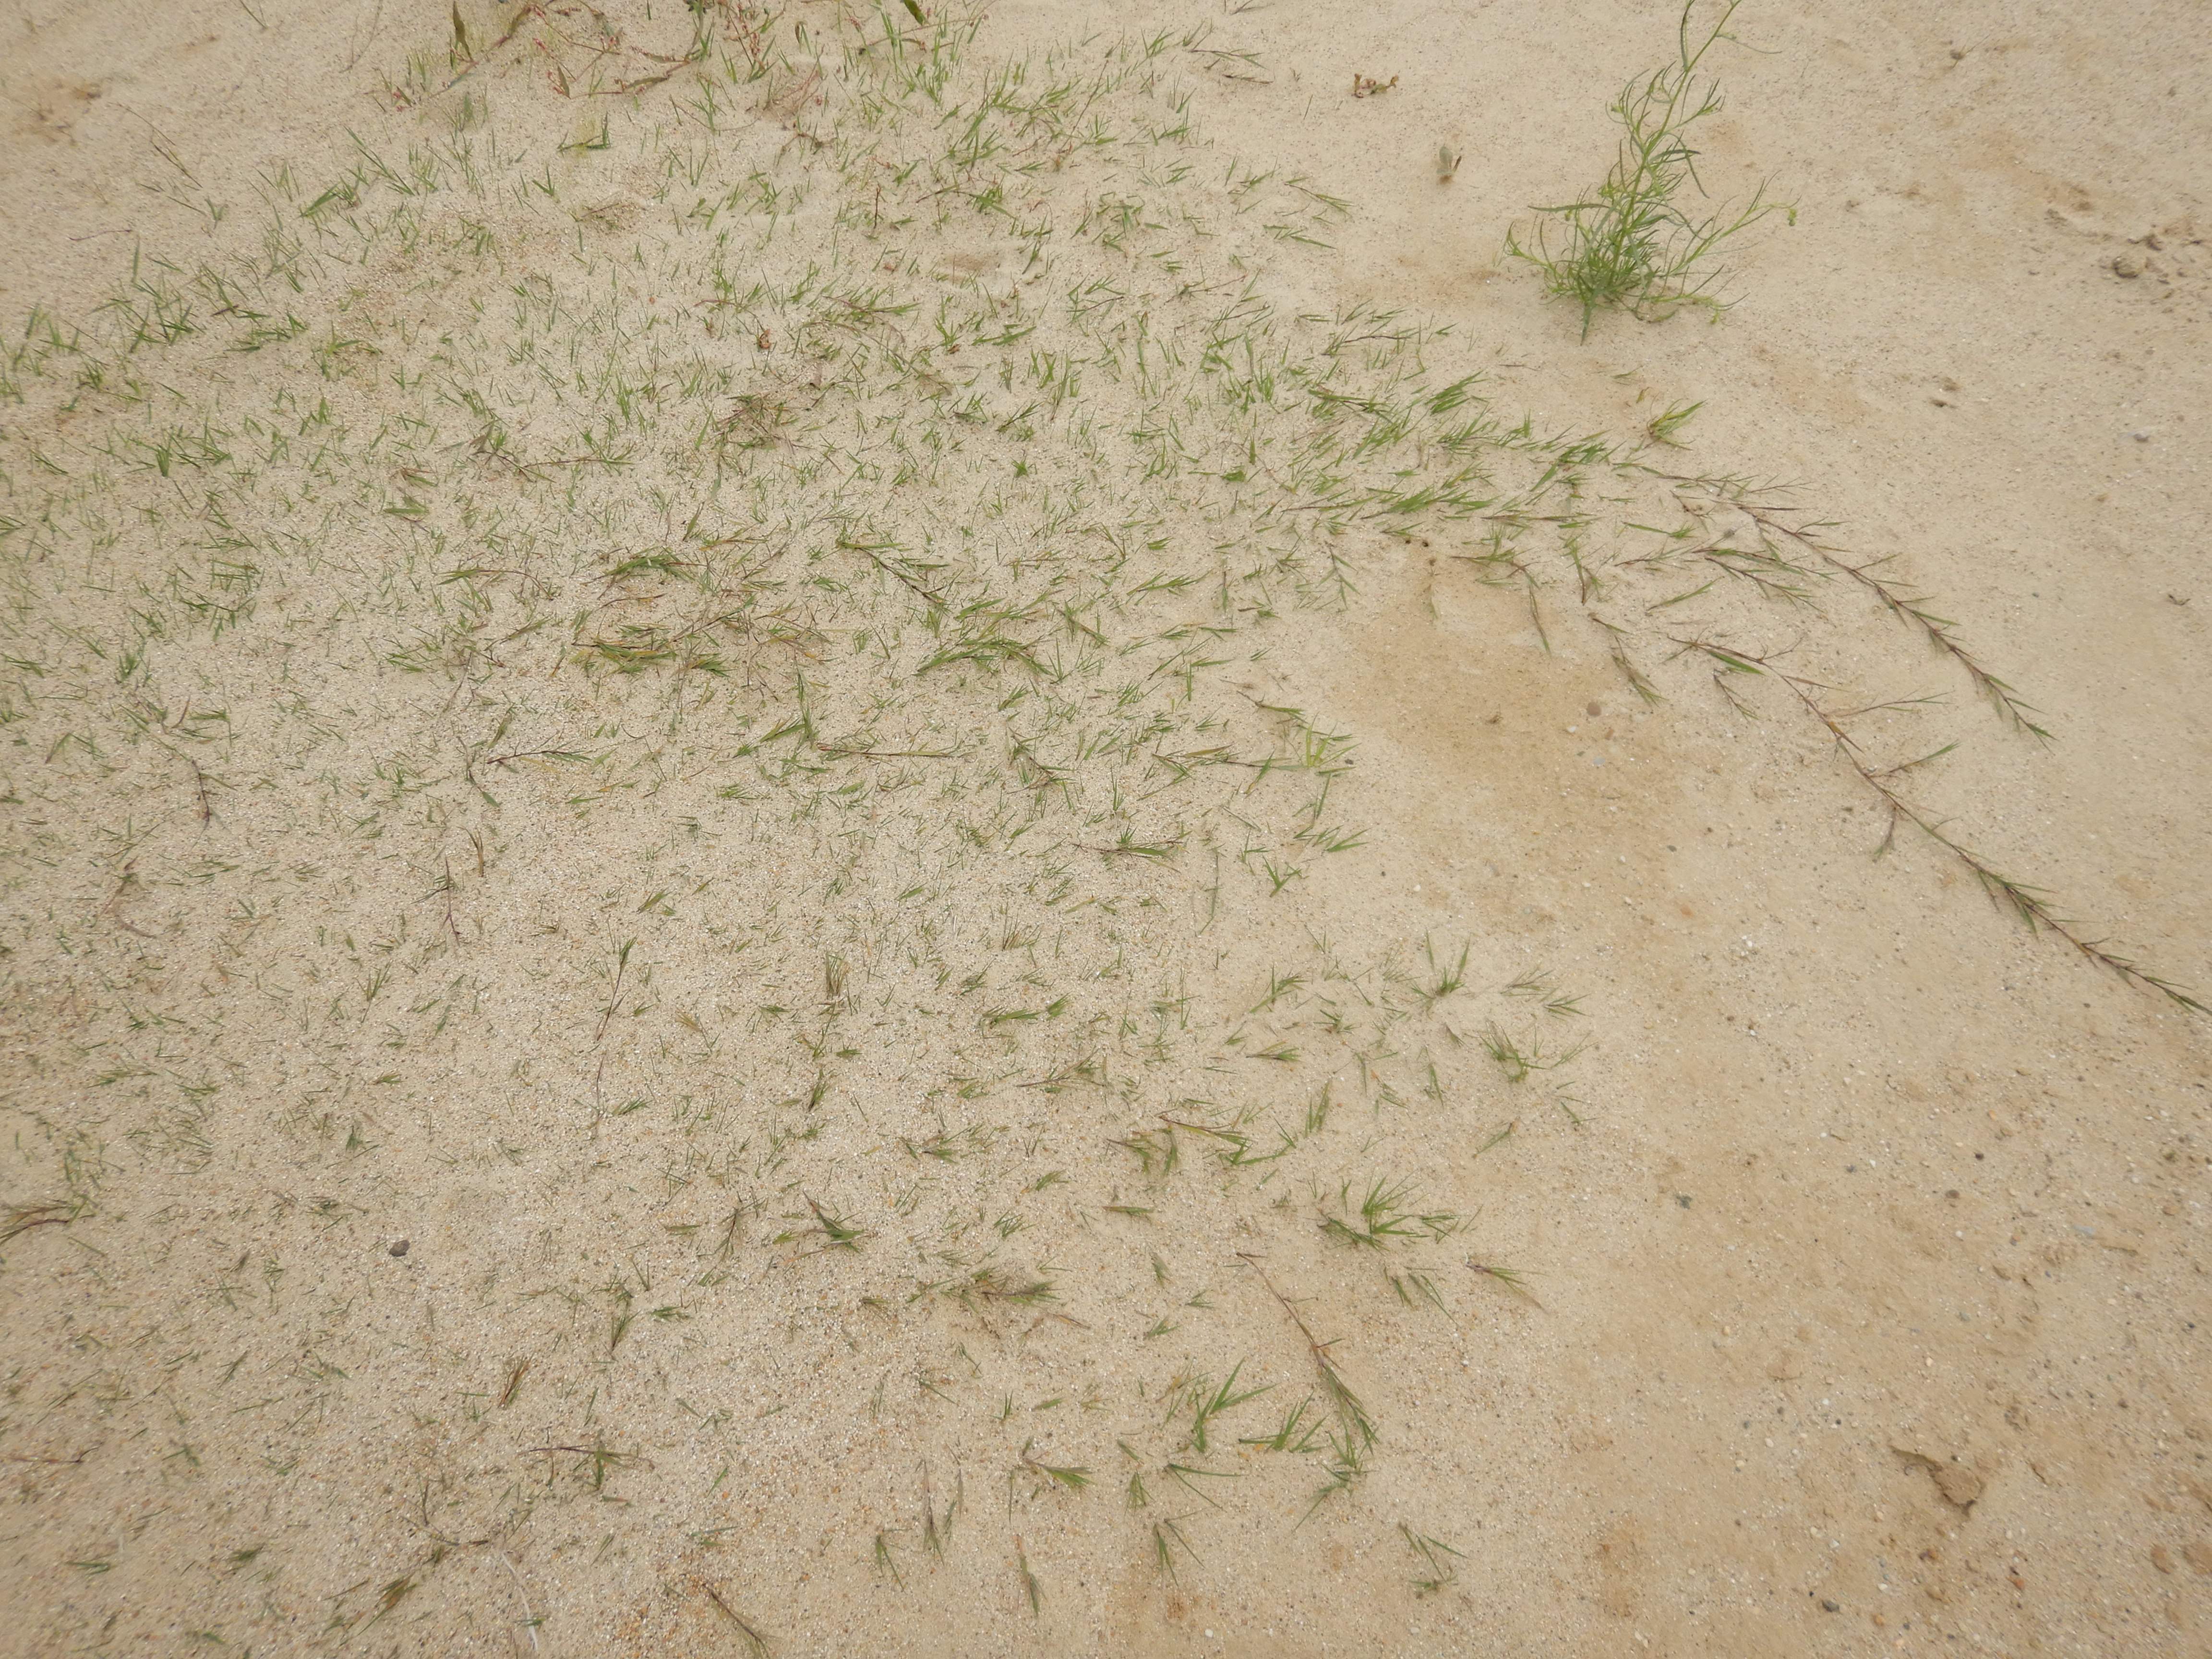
<box><xmin>1934</xmin><ymin>1465</ymin><xmax>1984</xmax><ymax>1508</ymax></box>
<box><xmin>1893</xmin><ymin>1446</ymin><xmax>1984</xmax><ymax>1510</ymax></box>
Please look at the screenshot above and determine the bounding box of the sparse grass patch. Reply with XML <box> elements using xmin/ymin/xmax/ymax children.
<box><xmin>0</xmin><ymin>0</ymin><xmax>2195</xmax><ymax>1649</ymax></box>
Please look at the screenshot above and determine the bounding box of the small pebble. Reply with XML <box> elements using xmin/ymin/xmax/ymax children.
<box><xmin>2111</xmin><ymin>253</ymin><xmax>2142</xmax><ymax>278</ymax></box>
<box><xmin>389</xmin><ymin>1238</ymin><xmax>410</xmax><ymax>1258</ymax></box>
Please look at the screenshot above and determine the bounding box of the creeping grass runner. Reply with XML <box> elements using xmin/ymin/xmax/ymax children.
<box><xmin>0</xmin><ymin>4</ymin><xmax>2197</xmax><ymax>1650</ymax></box>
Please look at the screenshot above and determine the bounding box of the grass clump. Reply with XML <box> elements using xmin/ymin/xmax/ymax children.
<box><xmin>1505</xmin><ymin>0</ymin><xmax>1793</xmax><ymax>336</ymax></box>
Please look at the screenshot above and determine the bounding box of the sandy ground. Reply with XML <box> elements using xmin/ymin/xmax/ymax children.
<box><xmin>2</xmin><ymin>1</ymin><xmax>2208</xmax><ymax>1655</ymax></box>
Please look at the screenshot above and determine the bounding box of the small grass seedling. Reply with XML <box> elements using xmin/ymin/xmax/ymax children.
<box><xmin>1152</xmin><ymin>1518</ymin><xmax>1198</xmax><ymax>1582</ymax></box>
<box><xmin>1400</xmin><ymin>1524</ymin><xmax>1465</xmax><ymax>1595</ymax></box>
<box><xmin>1014</xmin><ymin>1537</ymin><xmax>1042</xmax><ymax>1616</ymax></box>
<box><xmin>1186</xmin><ymin>1360</ymin><xmax>1271</xmax><ymax>1452</ymax></box>
<box><xmin>1241</xmin><ymin>1395</ymin><xmax>1325</xmax><ymax>1455</ymax></box>
<box><xmin>1018</xmin><ymin>1443</ymin><xmax>1093</xmax><ymax>1493</ymax></box>
<box><xmin>700</xmin><ymin>1581</ymin><xmax>770</xmax><ymax>1656</ymax></box>
<box><xmin>1480</xmin><ymin>1022</ymin><xmax>1587</xmax><ymax>1083</ymax></box>
<box><xmin>873</xmin><ymin>1530</ymin><xmax>903</xmax><ymax>1588</ymax></box>
<box><xmin>1317</xmin><ymin>1178</ymin><xmax>1462</xmax><ymax>1248</ymax></box>
<box><xmin>1467</xmin><ymin>1258</ymin><xmax>1541</xmax><ymax>1306</ymax></box>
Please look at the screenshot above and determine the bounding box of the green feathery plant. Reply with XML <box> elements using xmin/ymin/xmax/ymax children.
<box><xmin>1506</xmin><ymin>0</ymin><xmax>1793</xmax><ymax>336</ymax></box>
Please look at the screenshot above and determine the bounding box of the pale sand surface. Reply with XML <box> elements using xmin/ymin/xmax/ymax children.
<box><xmin>2</xmin><ymin>2</ymin><xmax>2208</xmax><ymax>1654</ymax></box>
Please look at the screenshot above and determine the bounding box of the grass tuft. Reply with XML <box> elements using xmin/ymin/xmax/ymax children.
<box><xmin>1504</xmin><ymin>0</ymin><xmax>1793</xmax><ymax>336</ymax></box>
